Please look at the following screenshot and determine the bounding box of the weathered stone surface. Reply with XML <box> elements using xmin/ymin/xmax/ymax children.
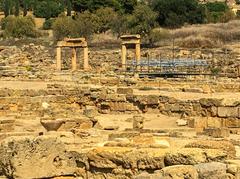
<box><xmin>165</xmin><ymin>148</ymin><xmax>227</xmax><ymax>166</ymax></box>
<box><xmin>185</xmin><ymin>140</ymin><xmax>236</xmax><ymax>159</ymax></box>
<box><xmin>202</xmin><ymin>127</ymin><xmax>230</xmax><ymax>138</ymax></box>
<box><xmin>0</xmin><ymin>136</ymin><xmax>77</xmax><ymax>179</ymax></box>
<box><xmin>194</xmin><ymin>162</ymin><xmax>227</xmax><ymax>179</ymax></box>
<box><xmin>199</xmin><ymin>98</ymin><xmax>222</xmax><ymax>107</ymax></box>
<box><xmin>117</xmin><ymin>88</ymin><xmax>133</xmax><ymax>95</ymax></box>
<box><xmin>87</xmin><ymin>147</ymin><xmax>166</xmax><ymax>170</ymax></box>
<box><xmin>161</xmin><ymin>165</ymin><xmax>198</xmax><ymax>179</ymax></box>
<box><xmin>133</xmin><ymin>115</ymin><xmax>144</xmax><ymax>130</ymax></box>
<box><xmin>218</xmin><ymin>107</ymin><xmax>239</xmax><ymax>118</ymax></box>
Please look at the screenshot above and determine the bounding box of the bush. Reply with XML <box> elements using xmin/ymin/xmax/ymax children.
<box><xmin>205</xmin><ymin>2</ymin><xmax>235</xmax><ymax>23</ymax></box>
<box><xmin>110</xmin><ymin>14</ymin><xmax>129</xmax><ymax>38</ymax></box>
<box><xmin>128</xmin><ymin>4</ymin><xmax>158</xmax><ymax>37</ymax></box>
<box><xmin>42</xmin><ymin>18</ymin><xmax>55</xmax><ymax>30</ymax></box>
<box><xmin>148</xmin><ymin>28</ymin><xmax>171</xmax><ymax>46</ymax></box>
<box><xmin>52</xmin><ymin>15</ymin><xmax>77</xmax><ymax>40</ymax></box>
<box><xmin>3</xmin><ymin>15</ymin><xmax>38</xmax><ymax>38</ymax></box>
<box><xmin>95</xmin><ymin>7</ymin><xmax>117</xmax><ymax>33</ymax></box>
<box><xmin>75</xmin><ymin>11</ymin><xmax>99</xmax><ymax>39</ymax></box>
<box><xmin>52</xmin><ymin>12</ymin><xmax>97</xmax><ymax>40</ymax></box>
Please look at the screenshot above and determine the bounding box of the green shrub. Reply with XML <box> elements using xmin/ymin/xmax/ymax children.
<box><xmin>43</xmin><ymin>18</ymin><xmax>55</xmax><ymax>30</ymax></box>
<box><xmin>3</xmin><ymin>15</ymin><xmax>38</xmax><ymax>38</ymax></box>
<box><xmin>95</xmin><ymin>7</ymin><xmax>117</xmax><ymax>33</ymax></box>
<box><xmin>128</xmin><ymin>4</ymin><xmax>158</xmax><ymax>37</ymax></box>
<box><xmin>75</xmin><ymin>11</ymin><xmax>99</xmax><ymax>39</ymax></box>
<box><xmin>52</xmin><ymin>15</ymin><xmax>77</xmax><ymax>40</ymax></box>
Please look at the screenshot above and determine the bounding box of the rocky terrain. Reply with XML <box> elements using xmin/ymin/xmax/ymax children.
<box><xmin>0</xmin><ymin>39</ymin><xmax>239</xmax><ymax>178</ymax></box>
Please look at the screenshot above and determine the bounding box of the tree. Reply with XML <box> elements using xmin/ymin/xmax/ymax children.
<box><xmin>72</xmin><ymin>0</ymin><xmax>121</xmax><ymax>12</ymax></box>
<box><xmin>204</xmin><ymin>2</ymin><xmax>233</xmax><ymax>23</ymax></box>
<box><xmin>75</xmin><ymin>10</ymin><xmax>100</xmax><ymax>36</ymax></box>
<box><xmin>117</xmin><ymin>0</ymin><xmax>137</xmax><ymax>14</ymax></box>
<box><xmin>151</xmin><ymin>0</ymin><xmax>205</xmax><ymax>28</ymax></box>
<box><xmin>95</xmin><ymin>7</ymin><xmax>117</xmax><ymax>33</ymax></box>
<box><xmin>52</xmin><ymin>15</ymin><xmax>78</xmax><ymax>40</ymax></box>
<box><xmin>110</xmin><ymin>14</ymin><xmax>129</xmax><ymax>38</ymax></box>
<box><xmin>3</xmin><ymin>0</ymin><xmax>10</xmax><ymax>17</ymax></box>
<box><xmin>33</xmin><ymin>0</ymin><xmax>64</xmax><ymax>19</ymax></box>
<box><xmin>66</xmin><ymin>0</ymin><xmax>72</xmax><ymax>16</ymax></box>
<box><xmin>15</xmin><ymin>0</ymin><xmax>20</xmax><ymax>16</ymax></box>
<box><xmin>128</xmin><ymin>4</ymin><xmax>158</xmax><ymax>37</ymax></box>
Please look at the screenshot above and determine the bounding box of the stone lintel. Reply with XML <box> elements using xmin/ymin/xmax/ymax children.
<box><xmin>121</xmin><ymin>34</ymin><xmax>141</xmax><ymax>45</ymax></box>
<box><xmin>57</xmin><ymin>41</ymin><xmax>88</xmax><ymax>48</ymax></box>
<box><xmin>122</xmin><ymin>39</ymin><xmax>141</xmax><ymax>45</ymax></box>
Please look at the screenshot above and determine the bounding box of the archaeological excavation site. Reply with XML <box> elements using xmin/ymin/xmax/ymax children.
<box><xmin>0</xmin><ymin>33</ymin><xmax>239</xmax><ymax>179</ymax></box>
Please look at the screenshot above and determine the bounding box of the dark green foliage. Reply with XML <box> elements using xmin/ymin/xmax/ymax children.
<box><xmin>3</xmin><ymin>0</ymin><xmax>10</xmax><ymax>17</ymax></box>
<box><xmin>33</xmin><ymin>0</ymin><xmax>64</xmax><ymax>19</ymax></box>
<box><xmin>15</xmin><ymin>0</ymin><xmax>20</xmax><ymax>16</ymax></box>
<box><xmin>52</xmin><ymin>12</ymin><xmax>98</xmax><ymax>40</ymax></box>
<box><xmin>71</xmin><ymin>0</ymin><xmax>137</xmax><ymax>13</ymax></box>
<box><xmin>205</xmin><ymin>2</ymin><xmax>233</xmax><ymax>23</ymax></box>
<box><xmin>205</xmin><ymin>2</ymin><xmax>229</xmax><ymax>12</ymax></box>
<box><xmin>118</xmin><ymin>0</ymin><xmax>137</xmax><ymax>13</ymax></box>
<box><xmin>95</xmin><ymin>7</ymin><xmax>117</xmax><ymax>33</ymax></box>
<box><xmin>151</xmin><ymin>0</ymin><xmax>205</xmax><ymax>28</ymax></box>
<box><xmin>128</xmin><ymin>4</ymin><xmax>158</xmax><ymax>36</ymax></box>
<box><xmin>42</xmin><ymin>18</ymin><xmax>55</xmax><ymax>30</ymax></box>
<box><xmin>66</xmin><ymin>0</ymin><xmax>72</xmax><ymax>16</ymax></box>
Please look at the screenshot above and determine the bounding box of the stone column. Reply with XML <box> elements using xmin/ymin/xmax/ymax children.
<box><xmin>56</xmin><ymin>47</ymin><xmax>62</xmax><ymax>71</ymax></box>
<box><xmin>72</xmin><ymin>48</ymin><xmax>77</xmax><ymax>71</ymax></box>
<box><xmin>136</xmin><ymin>43</ymin><xmax>141</xmax><ymax>71</ymax></box>
<box><xmin>122</xmin><ymin>44</ymin><xmax>127</xmax><ymax>70</ymax></box>
<box><xmin>83</xmin><ymin>47</ymin><xmax>89</xmax><ymax>71</ymax></box>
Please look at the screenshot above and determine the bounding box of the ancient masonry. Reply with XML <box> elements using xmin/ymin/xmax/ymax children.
<box><xmin>56</xmin><ymin>38</ymin><xmax>89</xmax><ymax>71</ymax></box>
<box><xmin>0</xmin><ymin>35</ymin><xmax>239</xmax><ymax>179</ymax></box>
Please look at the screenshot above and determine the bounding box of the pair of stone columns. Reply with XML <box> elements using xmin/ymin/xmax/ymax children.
<box><xmin>56</xmin><ymin>47</ymin><xmax>89</xmax><ymax>71</ymax></box>
<box><xmin>121</xmin><ymin>43</ymin><xmax>141</xmax><ymax>71</ymax></box>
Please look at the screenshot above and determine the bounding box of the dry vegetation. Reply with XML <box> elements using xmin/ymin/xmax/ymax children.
<box><xmin>172</xmin><ymin>20</ymin><xmax>240</xmax><ymax>48</ymax></box>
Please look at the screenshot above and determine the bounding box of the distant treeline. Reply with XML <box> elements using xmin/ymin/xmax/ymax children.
<box><xmin>0</xmin><ymin>0</ymin><xmax>237</xmax><ymax>40</ymax></box>
<box><xmin>0</xmin><ymin>0</ymin><xmax>236</xmax><ymax>27</ymax></box>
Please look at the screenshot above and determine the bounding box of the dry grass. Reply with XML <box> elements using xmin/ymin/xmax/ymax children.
<box><xmin>172</xmin><ymin>20</ymin><xmax>240</xmax><ymax>48</ymax></box>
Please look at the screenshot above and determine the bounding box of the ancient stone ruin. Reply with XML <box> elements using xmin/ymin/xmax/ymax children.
<box><xmin>0</xmin><ymin>35</ymin><xmax>239</xmax><ymax>179</ymax></box>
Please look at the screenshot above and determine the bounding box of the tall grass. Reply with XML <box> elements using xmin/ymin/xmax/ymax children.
<box><xmin>172</xmin><ymin>20</ymin><xmax>240</xmax><ymax>48</ymax></box>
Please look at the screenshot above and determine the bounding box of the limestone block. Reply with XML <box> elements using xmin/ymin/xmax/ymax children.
<box><xmin>0</xmin><ymin>136</ymin><xmax>79</xmax><ymax>179</ymax></box>
<box><xmin>160</xmin><ymin>165</ymin><xmax>198</xmax><ymax>179</ymax></box>
<box><xmin>165</xmin><ymin>148</ymin><xmax>227</xmax><ymax>166</ymax></box>
<box><xmin>117</xmin><ymin>88</ymin><xmax>133</xmax><ymax>95</ymax></box>
<box><xmin>199</xmin><ymin>98</ymin><xmax>222</xmax><ymax>107</ymax></box>
<box><xmin>185</xmin><ymin>140</ymin><xmax>235</xmax><ymax>159</ymax></box>
<box><xmin>194</xmin><ymin>162</ymin><xmax>227</xmax><ymax>179</ymax></box>
<box><xmin>87</xmin><ymin>147</ymin><xmax>166</xmax><ymax>170</ymax></box>
<box><xmin>202</xmin><ymin>127</ymin><xmax>230</xmax><ymax>138</ymax></box>
<box><xmin>224</xmin><ymin>118</ymin><xmax>240</xmax><ymax>128</ymax></box>
<box><xmin>218</xmin><ymin>107</ymin><xmax>239</xmax><ymax>118</ymax></box>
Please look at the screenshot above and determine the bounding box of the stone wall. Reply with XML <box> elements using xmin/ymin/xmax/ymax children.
<box><xmin>0</xmin><ymin>86</ymin><xmax>239</xmax><ymax>129</ymax></box>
